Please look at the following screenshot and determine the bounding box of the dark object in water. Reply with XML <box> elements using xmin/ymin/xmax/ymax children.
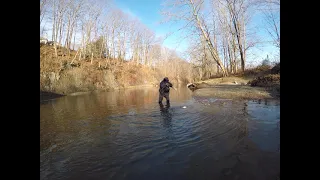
<box><xmin>40</xmin><ymin>91</ymin><xmax>64</xmax><ymax>101</ymax></box>
<box><xmin>187</xmin><ymin>83</ymin><xmax>196</xmax><ymax>91</ymax></box>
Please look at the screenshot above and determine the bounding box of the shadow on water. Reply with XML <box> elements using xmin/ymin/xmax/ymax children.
<box><xmin>40</xmin><ymin>86</ymin><xmax>279</xmax><ymax>180</ymax></box>
<box><xmin>40</xmin><ymin>91</ymin><xmax>65</xmax><ymax>102</ymax></box>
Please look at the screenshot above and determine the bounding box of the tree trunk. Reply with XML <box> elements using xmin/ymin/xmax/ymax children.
<box><xmin>230</xmin><ymin>12</ymin><xmax>245</xmax><ymax>72</ymax></box>
<box><xmin>91</xmin><ymin>52</ymin><xmax>93</xmax><ymax>64</ymax></box>
<box><xmin>190</xmin><ymin>0</ymin><xmax>228</xmax><ymax>76</ymax></box>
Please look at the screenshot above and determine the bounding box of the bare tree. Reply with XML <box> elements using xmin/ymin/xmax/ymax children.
<box><xmin>254</xmin><ymin>0</ymin><xmax>280</xmax><ymax>6</ymax></box>
<box><xmin>41</xmin><ymin>0</ymin><xmax>205</xmax><ymax>82</ymax></box>
<box><xmin>40</xmin><ymin>0</ymin><xmax>48</xmax><ymax>26</ymax></box>
<box><xmin>162</xmin><ymin>0</ymin><xmax>229</xmax><ymax>76</ymax></box>
<box><xmin>51</xmin><ymin>0</ymin><xmax>57</xmax><ymax>57</ymax></box>
<box><xmin>141</xmin><ymin>27</ymin><xmax>156</xmax><ymax>66</ymax></box>
<box><xmin>262</xmin><ymin>2</ymin><xmax>280</xmax><ymax>48</ymax></box>
<box><xmin>80</xmin><ymin>1</ymin><xmax>102</xmax><ymax>59</ymax></box>
<box><xmin>224</xmin><ymin>0</ymin><xmax>249</xmax><ymax>72</ymax></box>
<box><xmin>64</xmin><ymin>0</ymin><xmax>84</xmax><ymax>53</ymax></box>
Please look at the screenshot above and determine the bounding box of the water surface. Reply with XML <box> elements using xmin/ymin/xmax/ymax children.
<box><xmin>40</xmin><ymin>87</ymin><xmax>280</xmax><ymax>180</ymax></box>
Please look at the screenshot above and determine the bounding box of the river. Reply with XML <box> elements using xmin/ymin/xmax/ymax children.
<box><xmin>40</xmin><ymin>87</ymin><xmax>280</xmax><ymax>180</ymax></box>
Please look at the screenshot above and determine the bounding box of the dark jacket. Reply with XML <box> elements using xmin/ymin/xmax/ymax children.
<box><xmin>159</xmin><ymin>79</ymin><xmax>173</xmax><ymax>94</ymax></box>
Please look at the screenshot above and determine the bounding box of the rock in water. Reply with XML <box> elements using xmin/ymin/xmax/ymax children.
<box><xmin>187</xmin><ymin>83</ymin><xmax>196</xmax><ymax>91</ymax></box>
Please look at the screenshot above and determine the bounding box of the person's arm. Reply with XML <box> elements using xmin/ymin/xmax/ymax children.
<box><xmin>168</xmin><ymin>82</ymin><xmax>173</xmax><ymax>87</ymax></box>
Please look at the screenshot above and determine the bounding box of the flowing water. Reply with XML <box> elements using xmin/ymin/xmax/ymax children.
<box><xmin>40</xmin><ymin>87</ymin><xmax>280</xmax><ymax>180</ymax></box>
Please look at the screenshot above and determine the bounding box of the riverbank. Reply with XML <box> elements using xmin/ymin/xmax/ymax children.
<box><xmin>40</xmin><ymin>44</ymin><xmax>279</xmax><ymax>100</ymax></box>
<box><xmin>192</xmin><ymin>84</ymin><xmax>274</xmax><ymax>100</ymax></box>
<box><xmin>189</xmin><ymin>65</ymin><xmax>280</xmax><ymax>100</ymax></box>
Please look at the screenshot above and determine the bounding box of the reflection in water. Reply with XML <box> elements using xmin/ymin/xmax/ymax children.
<box><xmin>159</xmin><ymin>103</ymin><xmax>172</xmax><ymax>128</ymax></box>
<box><xmin>40</xmin><ymin>87</ymin><xmax>280</xmax><ymax>180</ymax></box>
<box><xmin>246</xmin><ymin>99</ymin><xmax>280</xmax><ymax>152</ymax></box>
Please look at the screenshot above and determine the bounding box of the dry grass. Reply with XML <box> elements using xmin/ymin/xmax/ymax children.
<box><xmin>40</xmin><ymin>45</ymin><xmax>168</xmax><ymax>95</ymax></box>
<box><xmin>249</xmin><ymin>74</ymin><xmax>280</xmax><ymax>87</ymax></box>
<box><xmin>114</xmin><ymin>61</ymin><xmax>159</xmax><ymax>87</ymax></box>
<box><xmin>243</xmin><ymin>65</ymin><xmax>272</xmax><ymax>77</ymax></box>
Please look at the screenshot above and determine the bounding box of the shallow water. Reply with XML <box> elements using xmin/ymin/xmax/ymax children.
<box><xmin>40</xmin><ymin>87</ymin><xmax>280</xmax><ymax>180</ymax></box>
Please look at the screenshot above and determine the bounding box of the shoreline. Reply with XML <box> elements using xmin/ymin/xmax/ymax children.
<box><xmin>40</xmin><ymin>76</ymin><xmax>280</xmax><ymax>102</ymax></box>
<box><xmin>191</xmin><ymin>84</ymin><xmax>279</xmax><ymax>100</ymax></box>
<box><xmin>187</xmin><ymin>77</ymin><xmax>279</xmax><ymax>100</ymax></box>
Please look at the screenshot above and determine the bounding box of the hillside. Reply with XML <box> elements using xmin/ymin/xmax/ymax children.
<box><xmin>40</xmin><ymin>45</ymin><xmax>191</xmax><ymax>95</ymax></box>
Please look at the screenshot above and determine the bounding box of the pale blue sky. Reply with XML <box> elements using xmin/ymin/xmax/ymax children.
<box><xmin>114</xmin><ymin>0</ymin><xmax>186</xmax><ymax>51</ymax></box>
<box><xmin>114</xmin><ymin>0</ymin><xmax>279</xmax><ymax>65</ymax></box>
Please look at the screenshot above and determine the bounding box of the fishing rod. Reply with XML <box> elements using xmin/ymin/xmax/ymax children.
<box><xmin>171</xmin><ymin>86</ymin><xmax>177</xmax><ymax>91</ymax></box>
